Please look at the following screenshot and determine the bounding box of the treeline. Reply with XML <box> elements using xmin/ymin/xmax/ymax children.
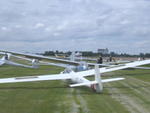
<box><xmin>43</xmin><ymin>50</ymin><xmax>72</xmax><ymax>56</ymax></box>
<box><xmin>42</xmin><ymin>50</ymin><xmax>150</xmax><ymax>58</ymax></box>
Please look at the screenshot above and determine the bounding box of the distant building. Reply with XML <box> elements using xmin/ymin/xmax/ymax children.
<box><xmin>98</xmin><ymin>48</ymin><xmax>109</xmax><ymax>54</ymax></box>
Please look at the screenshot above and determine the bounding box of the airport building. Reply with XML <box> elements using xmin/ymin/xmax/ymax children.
<box><xmin>98</xmin><ymin>48</ymin><xmax>109</xmax><ymax>54</ymax></box>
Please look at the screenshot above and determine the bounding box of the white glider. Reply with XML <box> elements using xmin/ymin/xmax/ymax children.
<box><xmin>0</xmin><ymin>50</ymin><xmax>114</xmax><ymax>67</ymax></box>
<box><xmin>0</xmin><ymin>53</ymin><xmax>38</xmax><ymax>68</ymax></box>
<box><xmin>0</xmin><ymin>59</ymin><xmax>149</xmax><ymax>93</ymax></box>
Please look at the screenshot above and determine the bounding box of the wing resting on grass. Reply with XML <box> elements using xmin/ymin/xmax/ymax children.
<box><xmin>131</xmin><ymin>66</ymin><xmax>150</xmax><ymax>69</ymax></box>
<box><xmin>77</xmin><ymin>59</ymin><xmax>150</xmax><ymax>77</ymax></box>
<box><xmin>0</xmin><ymin>50</ymin><xmax>81</xmax><ymax>65</ymax></box>
<box><xmin>0</xmin><ymin>61</ymin><xmax>5</xmax><ymax>65</ymax></box>
<box><xmin>0</xmin><ymin>73</ymin><xmax>72</xmax><ymax>83</ymax></box>
<box><xmin>5</xmin><ymin>60</ymin><xmax>36</xmax><ymax>68</ymax></box>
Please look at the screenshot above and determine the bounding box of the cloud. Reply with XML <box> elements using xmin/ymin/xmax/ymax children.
<box><xmin>34</xmin><ymin>23</ymin><xmax>45</xmax><ymax>29</ymax></box>
<box><xmin>0</xmin><ymin>0</ymin><xmax>150</xmax><ymax>54</ymax></box>
<box><xmin>1</xmin><ymin>27</ymin><xmax>9</xmax><ymax>31</ymax></box>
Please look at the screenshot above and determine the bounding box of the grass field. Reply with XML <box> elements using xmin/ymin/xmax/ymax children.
<box><xmin>0</xmin><ymin>63</ymin><xmax>149</xmax><ymax>113</ymax></box>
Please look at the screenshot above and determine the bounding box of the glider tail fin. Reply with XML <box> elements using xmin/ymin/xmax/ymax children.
<box><xmin>70</xmin><ymin>52</ymin><xmax>75</xmax><ymax>61</ymax></box>
<box><xmin>93</xmin><ymin>65</ymin><xmax>103</xmax><ymax>93</ymax></box>
<box><xmin>70</xmin><ymin>65</ymin><xmax>103</xmax><ymax>93</ymax></box>
<box><xmin>32</xmin><ymin>59</ymin><xmax>39</xmax><ymax>68</ymax></box>
<box><xmin>70</xmin><ymin>65</ymin><xmax>124</xmax><ymax>93</ymax></box>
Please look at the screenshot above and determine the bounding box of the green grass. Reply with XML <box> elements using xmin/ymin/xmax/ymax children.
<box><xmin>0</xmin><ymin>63</ymin><xmax>149</xmax><ymax>113</ymax></box>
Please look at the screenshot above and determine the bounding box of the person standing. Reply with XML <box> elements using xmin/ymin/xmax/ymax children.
<box><xmin>97</xmin><ymin>56</ymin><xmax>103</xmax><ymax>64</ymax></box>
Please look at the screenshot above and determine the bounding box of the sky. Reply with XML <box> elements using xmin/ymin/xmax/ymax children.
<box><xmin>0</xmin><ymin>0</ymin><xmax>150</xmax><ymax>54</ymax></box>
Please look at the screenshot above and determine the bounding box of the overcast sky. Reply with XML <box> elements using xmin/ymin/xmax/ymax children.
<box><xmin>0</xmin><ymin>0</ymin><xmax>150</xmax><ymax>54</ymax></box>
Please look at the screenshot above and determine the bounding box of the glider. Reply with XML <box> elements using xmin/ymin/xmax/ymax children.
<box><xmin>0</xmin><ymin>50</ymin><xmax>113</xmax><ymax>68</ymax></box>
<box><xmin>0</xmin><ymin>52</ymin><xmax>38</xmax><ymax>68</ymax></box>
<box><xmin>0</xmin><ymin>54</ymin><xmax>149</xmax><ymax>93</ymax></box>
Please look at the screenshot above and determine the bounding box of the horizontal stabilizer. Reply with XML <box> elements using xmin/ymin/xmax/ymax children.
<box><xmin>101</xmin><ymin>78</ymin><xmax>125</xmax><ymax>83</ymax></box>
<box><xmin>70</xmin><ymin>77</ymin><xmax>125</xmax><ymax>87</ymax></box>
<box><xmin>70</xmin><ymin>81</ymin><xmax>97</xmax><ymax>87</ymax></box>
<box><xmin>87</xmin><ymin>63</ymin><xmax>114</xmax><ymax>67</ymax></box>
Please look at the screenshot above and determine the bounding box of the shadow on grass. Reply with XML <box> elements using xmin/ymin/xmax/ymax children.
<box><xmin>0</xmin><ymin>85</ymin><xmax>149</xmax><ymax>96</ymax></box>
<box><xmin>104</xmin><ymin>85</ymin><xmax>150</xmax><ymax>89</ymax></box>
<box><xmin>124</xmin><ymin>73</ymin><xmax>150</xmax><ymax>76</ymax></box>
<box><xmin>102</xmin><ymin>85</ymin><xmax>150</xmax><ymax>95</ymax></box>
<box><xmin>0</xmin><ymin>86</ymin><xmax>70</xmax><ymax>90</ymax></box>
